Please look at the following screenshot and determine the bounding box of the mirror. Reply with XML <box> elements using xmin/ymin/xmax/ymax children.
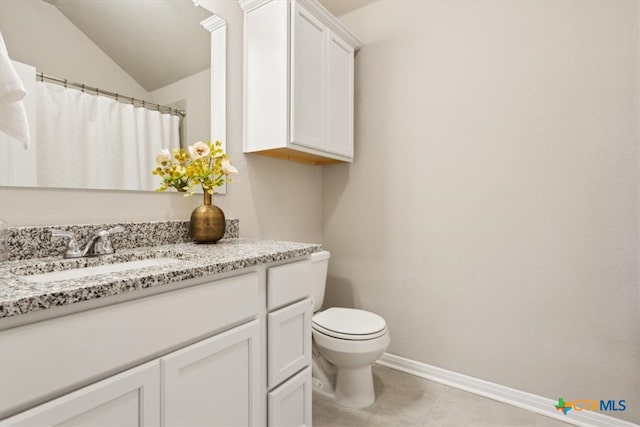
<box><xmin>0</xmin><ymin>0</ymin><xmax>225</xmax><ymax>192</ymax></box>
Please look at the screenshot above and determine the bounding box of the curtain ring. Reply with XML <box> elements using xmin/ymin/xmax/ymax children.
<box><xmin>81</xmin><ymin>84</ymin><xmax>85</xmax><ymax>93</ymax></box>
<box><xmin>64</xmin><ymin>79</ymin><xmax>67</xmax><ymax>88</ymax></box>
<box><xmin>115</xmin><ymin>93</ymin><xmax>119</xmax><ymax>101</ymax></box>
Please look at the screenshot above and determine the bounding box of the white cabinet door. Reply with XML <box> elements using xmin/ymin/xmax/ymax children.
<box><xmin>326</xmin><ymin>31</ymin><xmax>354</xmax><ymax>158</ymax></box>
<box><xmin>162</xmin><ymin>320</ymin><xmax>261</xmax><ymax>427</ymax></box>
<box><xmin>290</xmin><ymin>1</ymin><xmax>326</xmax><ymax>150</ymax></box>
<box><xmin>268</xmin><ymin>366</ymin><xmax>312</xmax><ymax>427</ymax></box>
<box><xmin>267</xmin><ymin>298</ymin><xmax>313</xmax><ymax>389</ymax></box>
<box><xmin>0</xmin><ymin>362</ymin><xmax>160</xmax><ymax>427</ymax></box>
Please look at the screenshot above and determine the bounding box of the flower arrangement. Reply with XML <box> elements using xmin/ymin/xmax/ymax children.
<box><xmin>152</xmin><ymin>140</ymin><xmax>238</xmax><ymax>196</ymax></box>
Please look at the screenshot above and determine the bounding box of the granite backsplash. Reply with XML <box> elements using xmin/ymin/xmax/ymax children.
<box><xmin>6</xmin><ymin>219</ymin><xmax>239</xmax><ymax>261</ymax></box>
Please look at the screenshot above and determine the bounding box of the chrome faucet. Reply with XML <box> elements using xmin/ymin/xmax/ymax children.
<box><xmin>52</xmin><ymin>226</ymin><xmax>125</xmax><ymax>258</ymax></box>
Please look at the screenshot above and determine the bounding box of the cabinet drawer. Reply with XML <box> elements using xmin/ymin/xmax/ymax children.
<box><xmin>267</xmin><ymin>259</ymin><xmax>312</xmax><ymax>311</ymax></box>
<box><xmin>268</xmin><ymin>366</ymin><xmax>312</xmax><ymax>427</ymax></box>
<box><xmin>0</xmin><ymin>272</ymin><xmax>259</xmax><ymax>418</ymax></box>
<box><xmin>267</xmin><ymin>299</ymin><xmax>312</xmax><ymax>389</ymax></box>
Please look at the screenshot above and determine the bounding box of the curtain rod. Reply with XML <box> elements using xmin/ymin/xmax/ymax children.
<box><xmin>36</xmin><ymin>72</ymin><xmax>186</xmax><ymax>117</ymax></box>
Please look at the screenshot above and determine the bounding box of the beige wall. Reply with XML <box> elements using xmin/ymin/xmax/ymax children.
<box><xmin>324</xmin><ymin>0</ymin><xmax>639</xmax><ymax>423</ymax></box>
<box><xmin>149</xmin><ymin>68</ymin><xmax>211</xmax><ymax>150</ymax></box>
<box><xmin>0</xmin><ymin>1</ymin><xmax>324</xmax><ymax>243</ymax></box>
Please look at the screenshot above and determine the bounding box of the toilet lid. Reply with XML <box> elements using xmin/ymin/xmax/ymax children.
<box><xmin>312</xmin><ymin>308</ymin><xmax>386</xmax><ymax>337</ymax></box>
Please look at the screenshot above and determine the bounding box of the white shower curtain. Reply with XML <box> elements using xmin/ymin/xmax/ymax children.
<box><xmin>36</xmin><ymin>81</ymin><xmax>180</xmax><ymax>191</ymax></box>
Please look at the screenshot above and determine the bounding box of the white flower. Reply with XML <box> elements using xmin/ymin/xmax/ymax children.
<box><xmin>155</xmin><ymin>148</ymin><xmax>171</xmax><ymax>164</ymax></box>
<box><xmin>188</xmin><ymin>141</ymin><xmax>210</xmax><ymax>159</ymax></box>
<box><xmin>221</xmin><ymin>159</ymin><xmax>238</xmax><ymax>175</ymax></box>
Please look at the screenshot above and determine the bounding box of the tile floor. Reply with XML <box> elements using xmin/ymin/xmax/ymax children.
<box><xmin>313</xmin><ymin>365</ymin><xmax>576</xmax><ymax>427</ymax></box>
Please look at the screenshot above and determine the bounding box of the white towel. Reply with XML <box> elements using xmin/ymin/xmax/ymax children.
<box><xmin>0</xmin><ymin>31</ymin><xmax>30</xmax><ymax>149</ymax></box>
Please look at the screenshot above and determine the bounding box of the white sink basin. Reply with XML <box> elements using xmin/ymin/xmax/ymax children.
<box><xmin>21</xmin><ymin>257</ymin><xmax>186</xmax><ymax>283</ymax></box>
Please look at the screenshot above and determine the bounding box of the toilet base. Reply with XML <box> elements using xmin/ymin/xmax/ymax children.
<box><xmin>312</xmin><ymin>329</ymin><xmax>389</xmax><ymax>409</ymax></box>
<box><xmin>312</xmin><ymin>360</ymin><xmax>376</xmax><ymax>409</ymax></box>
<box><xmin>334</xmin><ymin>365</ymin><xmax>375</xmax><ymax>408</ymax></box>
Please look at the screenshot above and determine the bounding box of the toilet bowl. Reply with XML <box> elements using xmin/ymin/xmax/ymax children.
<box><xmin>310</xmin><ymin>251</ymin><xmax>390</xmax><ymax>408</ymax></box>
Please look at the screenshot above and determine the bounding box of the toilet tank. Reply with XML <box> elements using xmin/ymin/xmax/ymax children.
<box><xmin>310</xmin><ymin>251</ymin><xmax>331</xmax><ymax>312</ymax></box>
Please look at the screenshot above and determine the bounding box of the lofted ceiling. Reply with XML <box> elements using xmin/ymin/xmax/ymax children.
<box><xmin>44</xmin><ymin>0</ymin><xmax>212</xmax><ymax>92</ymax></box>
<box><xmin>44</xmin><ymin>0</ymin><xmax>374</xmax><ymax>93</ymax></box>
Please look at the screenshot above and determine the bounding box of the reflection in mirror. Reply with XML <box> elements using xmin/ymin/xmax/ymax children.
<box><xmin>0</xmin><ymin>0</ymin><xmax>221</xmax><ymax>192</ymax></box>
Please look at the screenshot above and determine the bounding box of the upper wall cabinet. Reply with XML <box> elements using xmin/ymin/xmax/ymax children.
<box><xmin>240</xmin><ymin>0</ymin><xmax>361</xmax><ymax>165</ymax></box>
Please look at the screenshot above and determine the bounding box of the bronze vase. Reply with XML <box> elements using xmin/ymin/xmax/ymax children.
<box><xmin>190</xmin><ymin>191</ymin><xmax>226</xmax><ymax>243</ymax></box>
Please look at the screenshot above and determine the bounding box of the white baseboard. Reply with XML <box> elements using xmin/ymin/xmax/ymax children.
<box><xmin>377</xmin><ymin>353</ymin><xmax>638</xmax><ymax>427</ymax></box>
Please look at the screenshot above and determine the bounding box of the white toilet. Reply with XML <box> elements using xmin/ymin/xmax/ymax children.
<box><xmin>309</xmin><ymin>251</ymin><xmax>390</xmax><ymax>408</ymax></box>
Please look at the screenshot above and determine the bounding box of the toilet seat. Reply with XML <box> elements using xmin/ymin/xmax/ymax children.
<box><xmin>312</xmin><ymin>308</ymin><xmax>387</xmax><ymax>341</ymax></box>
<box><xmin>312</xmin><ymin>323</ymin><xmax>387</xmax><ymax>340</ymax></box>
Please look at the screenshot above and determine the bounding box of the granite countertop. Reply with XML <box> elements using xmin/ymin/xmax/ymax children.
<box><xmin>0</xmin><ymin>239</ymin><xmax>322</xmax><ymax>319</ymax></box>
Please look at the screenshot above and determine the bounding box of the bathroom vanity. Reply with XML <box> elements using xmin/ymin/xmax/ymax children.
<box><xmin>0</xmin><ymin>225</ymin><xmax>319</xmax><ymax>426</ymax></box>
